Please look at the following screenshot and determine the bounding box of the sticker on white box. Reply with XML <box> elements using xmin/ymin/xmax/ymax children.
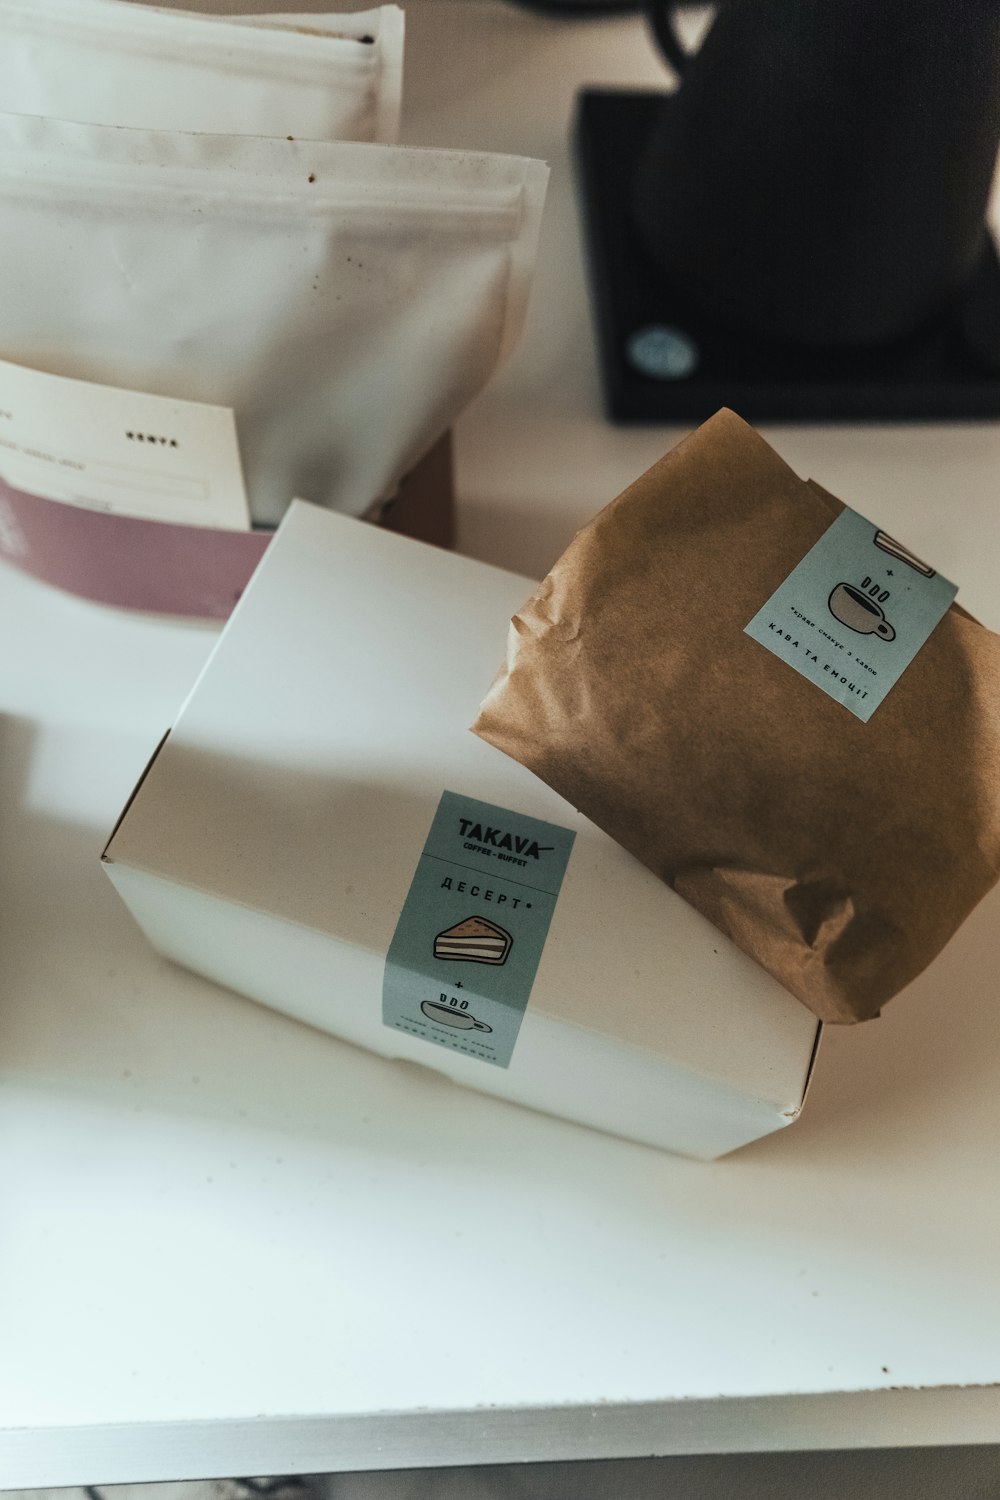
<box><xmin>384</xmin><ymin>790</ymin><xmax>576</xmax><ymax>1068</ymax></box>
<box><xmin>0</xmin><ymin>355</ymin><xmax>250</xmax><ymax>530</ymax></box>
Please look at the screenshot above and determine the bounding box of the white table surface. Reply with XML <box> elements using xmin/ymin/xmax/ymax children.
<box><xmin>3</xmin><ymin>0</ymin><xmax>1000</xmax><ymax>1488</ymax></box>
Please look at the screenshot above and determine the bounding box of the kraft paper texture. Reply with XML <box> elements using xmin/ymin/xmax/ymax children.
<box><xmin>472</xmin><ymin>409</ymin><xmax>1000</xmax><ymax>1023</ymax></box>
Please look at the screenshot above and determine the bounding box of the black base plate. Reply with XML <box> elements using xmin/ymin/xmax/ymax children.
<box><xmin>575</xmin><ymin>88</ymin><xmax>1000</xmax><ymax>422</ymax></box>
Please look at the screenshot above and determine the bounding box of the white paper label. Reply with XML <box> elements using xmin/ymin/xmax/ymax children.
<box><xmin>0</xmin><ymin>357</ymin><xmax>250</xmax><ymax>530</ymax></box>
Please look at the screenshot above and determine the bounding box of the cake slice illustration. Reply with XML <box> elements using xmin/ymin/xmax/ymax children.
<box><xmin>434</xmin><ymin>915</ymin><xmax>513</xmax><ymax>966</ymax></box>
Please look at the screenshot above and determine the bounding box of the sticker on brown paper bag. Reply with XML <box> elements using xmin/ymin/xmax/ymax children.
<box><xmin>745</xmin><ymin>507</ymin><xmax>957</xmax><ymax>721</ymax></box>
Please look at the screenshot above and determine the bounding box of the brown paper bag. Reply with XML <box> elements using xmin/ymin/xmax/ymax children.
<box><xmin>472</xmin><ymin>410</ymin><xmax>1000</xmax><ymax>1023</ymax></box>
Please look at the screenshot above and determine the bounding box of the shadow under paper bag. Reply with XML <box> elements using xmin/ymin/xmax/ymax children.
<box><xmin>471</xmin><ymin>409</ymin><xmax>1000</xmax><ymax>1024</ymax></box>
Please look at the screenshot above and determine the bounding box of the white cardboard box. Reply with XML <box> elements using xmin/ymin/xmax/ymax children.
<box><xmin>102</xmin><ymin>502</ymin><xmax>820</xmax><ymax>1159</ymax></box>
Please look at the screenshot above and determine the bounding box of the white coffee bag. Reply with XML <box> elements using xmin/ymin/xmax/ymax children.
<box><xmin>0</xmin><ymin>111</ymin><xmax>548</xmax><ymax>524</ymax></box>
<box><xmin>0</xmin><ymin>0</ymin><xmax>404</xmax><ymax>143</ymax></box>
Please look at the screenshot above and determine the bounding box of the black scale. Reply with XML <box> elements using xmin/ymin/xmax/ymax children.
<box><xmin>575</xmin><ymin>88</ymin><xmax>1000</xmax><ymax>424</ymax></box>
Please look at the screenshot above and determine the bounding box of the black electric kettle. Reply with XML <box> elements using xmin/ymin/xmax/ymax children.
<box><xmin>632</xmin><ymin>0</ymin><xmax>1000</xmax><ymax>349</ymax></box>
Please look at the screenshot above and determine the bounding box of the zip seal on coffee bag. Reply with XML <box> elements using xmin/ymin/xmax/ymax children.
<box><xmin>384</xmin><ymin>791</ymin><xmax>576</xmax><ymax>1067</ymax></box>
<box><xmin>745</xmin><ymin>506</ymin><xmax>957</xmax><ymax>721</ymax></box>
<box><xmin>0</xmin><ymin>111</ymin><xmax>548</xmax><ymax>526</ymax></box>
<box><xmin>472</xmin><ymin>410</ymin><xmax>1000</xmax><ymax>1025</ymax></box>
<box><xmin>0</xmin><ymin>0</ymin><xmax>404</xmax><ymax>143</ymax></box>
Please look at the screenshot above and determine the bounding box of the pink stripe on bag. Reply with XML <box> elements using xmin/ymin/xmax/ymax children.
<box><xmin>0</xmin><ymin>476</ymin><xmax>270</xmax><ymax>618</ymax></box>
<box><xmin>0</xmin><ymin>434</ymin><xmax>454</xmax><ymax>618</ymax></box>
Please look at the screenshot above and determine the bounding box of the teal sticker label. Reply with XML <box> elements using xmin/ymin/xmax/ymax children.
<box><xmin>745</xmin><ymin>508</ymin><xmax>957</xmax><ymax>722</ymax></box>
<box><xmin>383</xmin><ymin>791</ymin><xmax>576</xmax><ymax>1068</ymax></box>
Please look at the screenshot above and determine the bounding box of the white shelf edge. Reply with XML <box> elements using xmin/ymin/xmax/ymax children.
<box><xmin>4</xmin><ymin>1385</ymin><xmax>1000</xmax><ymax>1489</ymax></box>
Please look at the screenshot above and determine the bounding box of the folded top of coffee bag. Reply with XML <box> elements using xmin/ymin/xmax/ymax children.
<box><xmin>0</xmin><ymin>110</ymin><xmax>547</xmax><ymax>527</ymax></box>
<box><xmin>472</xmin><ymin>409</ymin><xmax>1000</xmax><ymax>1023</ymax></box>
<box><xmin>0</xmin><ymin>0</ymin><xmax>404</xmax><ymax>143</ymax></box>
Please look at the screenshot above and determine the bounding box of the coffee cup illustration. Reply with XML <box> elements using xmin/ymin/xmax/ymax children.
<box><xmin>828</xmin><ymin>582</ymin><xmax>896</xmax><ymax>640</ymax></box>
<box><xmin>421</xmin><ymin>1000</ymin><xmax>492</xmax><ymax>1033</ymax></box>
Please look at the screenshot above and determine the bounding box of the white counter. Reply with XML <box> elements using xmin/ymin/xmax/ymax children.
<box><xmin>2</xmin><ymin>0</ymin><xmax>1000</xmax><ymax>1486</ymax></box>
